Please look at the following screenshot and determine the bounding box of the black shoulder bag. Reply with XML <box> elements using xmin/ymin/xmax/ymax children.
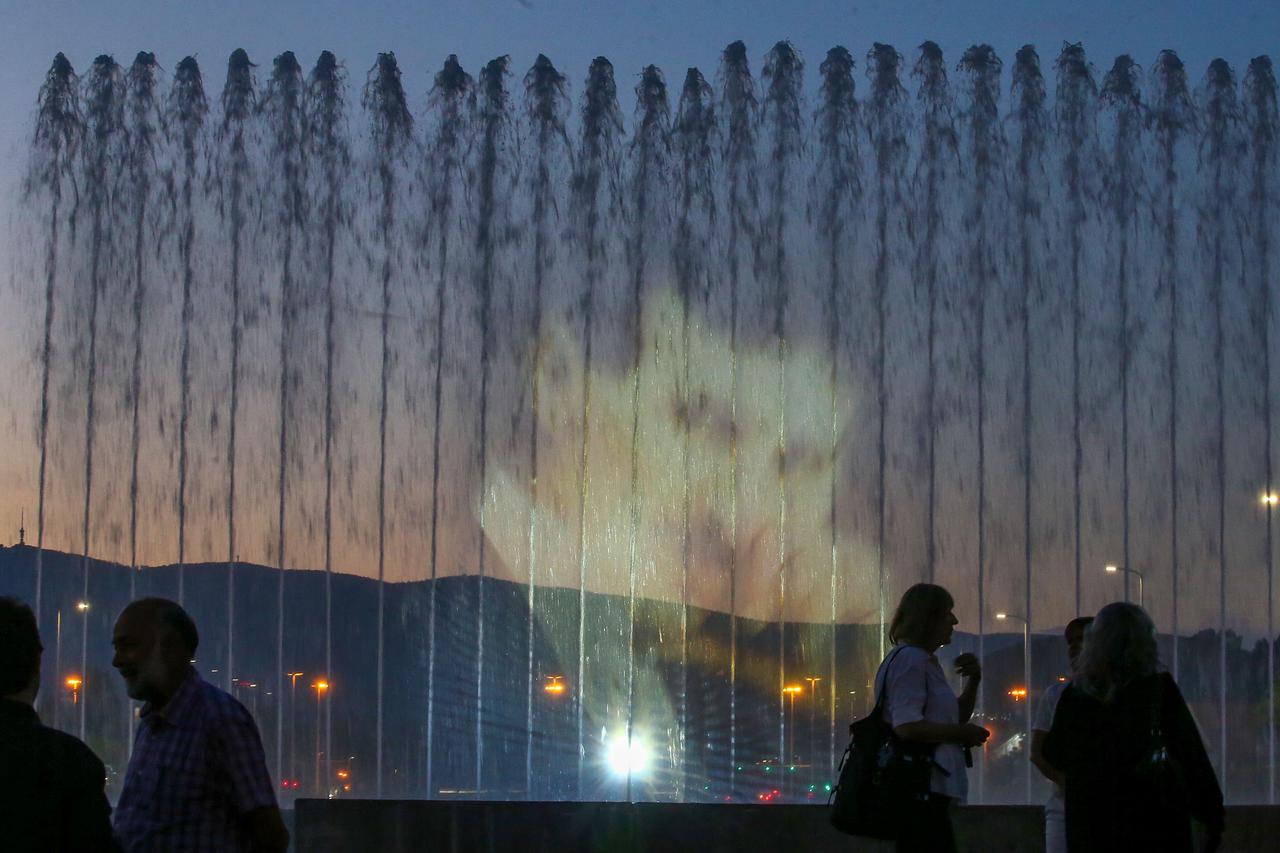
<box><xmin>829</xmin><ymin>647</ymin><xmax>945</xmax><ymax>839</ymax></box>
<box><xmin>1133</xmin><ymin>674</ymin><xmax>1187</xmax><ymax>811</ymax></box>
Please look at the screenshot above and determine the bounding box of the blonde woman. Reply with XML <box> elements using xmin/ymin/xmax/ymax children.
<box><xmin>875</xmin><ymin>583</ymin><xmax>990</xmax><ymax>853</ymax></box>
<box><xmin>1043</xmin><ymin>602</ymin><xmax>1224</xmax><ymax>853</ymax></box>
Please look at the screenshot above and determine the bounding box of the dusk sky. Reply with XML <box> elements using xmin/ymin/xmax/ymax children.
<box><xmin>1</xmin><ymin>0</ymin><xmax>1276</xmax><ymax>178</ymax></box>
<box><xmin>1</xmin><ymin>0</ymin><xmax>1278</xmax><ymax>631</ymax></box>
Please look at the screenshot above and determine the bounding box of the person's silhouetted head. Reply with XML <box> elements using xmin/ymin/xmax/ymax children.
<box><xmin>1076</xmin><ymin>602</ymin><xmax>1156</xmax><ymax>701</ymax></box>
<box><xmin>1064</xmin><ymin>615</ymin><xmax>1094</xmax><ymax>673</ymax></box>
<box><xmin>0</xmin><ymin>597</ymin><xmax>42</xmax><ymax>702</ymax></box>
<box><xmin>889</xmin><ymin>583</ymin><xmax>958</xmax><ymax>650</ymax></box>
<box><xmin>112</xmin><ymin>598</ymin><xmax>198</xmax><ymax>705</ymax></box>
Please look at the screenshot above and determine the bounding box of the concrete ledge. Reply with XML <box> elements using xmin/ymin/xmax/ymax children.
<box><xmin>295</xmin><ymin>800</ymin><xmax>1277</xmax><ymax>852</ymax></box>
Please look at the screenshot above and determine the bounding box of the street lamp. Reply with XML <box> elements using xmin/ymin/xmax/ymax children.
<box><xmin>783</xmin><ymin>684</ymin><xmax>803</xmax><ymax>764</ymax></box>
<box><xmin>1266</xmin><ymin>492</ymin><xmax>1278</xmax><ymax>805</ymax></box>
<box><xmin>313</xmin><ymin>679</ymin><xmax>329</xmax><ymax>796</ymax></box>
<box><xmin>804</xmin><ymin>677</ymin><xmax>822</xmax><ymax>784</ymax></box>
<box><xmin>65</xmin><ymin>675</ymin><xmax>82</xmax><ymax>704</ymax></box>
<box><xmin>996</xmin><ymin>612</ymin><xmax>1032</xmax><ymax>803</ymax></box>
<box><xmin>286</xmin><ymin>672</ymin><xmax>304</xmax><ymax>790</ymax></box>
<box><xmin>1104</xmin><ymin>564</ymin><xmax>1144</xmax><ymax>607</ymax></box>
<box><xmin>782</xmin><ymin>685</ymin><xmax>803</xmax><ymax>799</ymax></box>
<box><xmin>76</xmin><ymin>601</ymin><xmax>90</xmax><ymax>740</ymax></box>
<box><xmin>53</xmin><ymin>609</ymin><xmax>63</xmax><ymax>729</ymax></box>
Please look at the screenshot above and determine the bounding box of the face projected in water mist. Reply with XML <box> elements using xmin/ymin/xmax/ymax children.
<box><xmin>484</xmin><ymin>288</ymin><xmax>849</xmax><ymax>625</ymax></box>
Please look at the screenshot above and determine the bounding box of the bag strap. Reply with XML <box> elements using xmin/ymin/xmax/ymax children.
<box><xmin>870</xmin><ymin>645</ymin><xmax>909</xmax><ymax>718</ymax></box>
<box><xmin>872</xmin><ymin>645</ymin><xmax>929</xmax><ymax>723</ymax></box>
<box><xmin>1147</xmin><ymin>675</ymin><xmax>1166</xmax><ymax>740</ymax></box>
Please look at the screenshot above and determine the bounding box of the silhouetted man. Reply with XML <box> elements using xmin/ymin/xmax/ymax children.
<box><xmin>1030</xmin><ymin>616</ymin><xmax>1094</xmax><ymax>853</ymax></box>
<box><xmin>0</xmin><ymin>596</ymin><xmax>117</xmax><ymax>852</ymax></box>
<box><xmin>111</xmin><ymin>598</ymin><xmax>288</xmax><ymax>853</ymax></box>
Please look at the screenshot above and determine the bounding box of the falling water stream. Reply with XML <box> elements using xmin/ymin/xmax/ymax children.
<box><xmin>1244</xmin><ymin>54</ymin><xmax>1278</xmax><ymax>806</ymax></box>
<box><xmin>306</xmin><ymin>49</ymin><xmax>347</xmax><ymax>799</ymax></box>
<box><xmin>12</xmin><ymin>40</ymin><xmax>1280</xmax><ymax>806</ymax></box>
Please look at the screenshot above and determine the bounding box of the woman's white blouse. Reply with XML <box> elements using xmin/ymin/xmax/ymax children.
<box><xmin>877</xmin><ymin>644</ymin><xmax>969</xmax><ymax>802</ymax></box>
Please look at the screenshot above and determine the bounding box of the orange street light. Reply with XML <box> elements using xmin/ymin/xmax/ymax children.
<box><xmin>1008</xmin><ymin>687</ymin><xmax>1028</xmax><ymax>701</ymax></box>
<box><xmin>544</xmin><ymin>675</ymin><xmax>566</xmax><ymax>695</ymax></box>
<box><xmin>312</xmin><ymin>679</ymin><xmax>329</xmax><ymax>796</ymax></box>
<box><xmin>65</xmin><ymin>675</ymin><xmax>82</xmax><ymax>704</ymax></box>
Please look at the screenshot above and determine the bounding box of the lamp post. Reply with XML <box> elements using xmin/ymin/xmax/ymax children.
<box><xmin>53</xmin><ymin>609</ymin><xmax>62</xmax><ymax>730</ymax></box>
<box><xmin>782</xmin><ymin>686</ymin><xmax>802</xmax><ymax>761</ymax></box>
<box><xmin>286</xmin><ymin>672</ymin><xmax>304</xmax><ymax>789</ymax></box>
<box><xmin>1265</xmin><ymin>493</ymin><xmax>1278</xmax><ymax>804</ymax></box>
<box><xmin>996</xmin><ymin>612</ymin><xmax>1032</xmax><ymax>803</ymax></box>
<box><xmin>1104</xmin><ymin>564</ymin><xmax>1144</xmax><ymax>607</ymax></box>
<box><xmin>76</xmin><ymin>600</ymin><xmax>89</xmax><ymax>740</ymax></box>
<box><xmin>804</xmin><ymin>676</ymin><xmax>822</xmax><ymax>785</ymax></box>
<box><xmin>313</xmin><ymin>679</ymin><xmax>329</xmax><ymax>796</ymax></box>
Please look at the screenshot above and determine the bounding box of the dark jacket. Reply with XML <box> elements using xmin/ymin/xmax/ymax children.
<box><xmin>0</xmin><ymin>697</ymin><xmax>118</xmax><ymax>852</ymax></box>
<box><xmin>1043</xmin><ymin>672</ymin><xmax>1224</xmax><ymax>853</ymax></box>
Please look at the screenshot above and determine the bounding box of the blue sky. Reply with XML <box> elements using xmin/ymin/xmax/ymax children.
<box><xmin>0</xmin><ymin>0</ymin><xmax>1275</xmax><ymax>174</ymax></box>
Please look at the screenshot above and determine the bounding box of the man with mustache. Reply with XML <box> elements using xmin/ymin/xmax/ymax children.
<box><xmin>111</xmin><ymin>598</ymin><xmax>288</xmax><ymax>853</ymax></box>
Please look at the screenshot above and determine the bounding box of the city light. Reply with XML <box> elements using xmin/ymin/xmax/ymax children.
<box><xmin>995</xmin><ymin>612</ymin><xmax>1009</xmax><ymax>619</ymax></box>
<box><xmin>782</xmin><ymin>685</ymin><xmax>803</xmax><ymax>696</ymax></box>
<box><xmin>1008</xmin><ymin>687</ymin><xmax>1028</xmax><ymax>701</ymax></box>
<box><xmin>1104</xmin><ymin>565</ymin><xmax>1119</xmax><ymax>574</ymax></box>
<box><xmin>313</xmin><ymin>679</ymin><xmax>329</xmax><ymax>693</ymax></box>
<box><xmin>604</xmin><ymin>735</ymin><xmax>650</xmax><ymax>779</ymax></box>
<box><xmin>75</xmin><ymin>601</ymin><xmax>89</xmax><ymax>612</ymax></box>
<box><xmin>1263</xmin><ymin>493</ymin><xmax>1279</xmax><ymax>506</ymax></box>
<box><xmin>543</xmin><ymin>675</ymin><xmax>566</xmax><ymax>695</ymax></box>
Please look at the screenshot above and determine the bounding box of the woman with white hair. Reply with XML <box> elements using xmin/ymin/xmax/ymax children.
<box><xmin>1043</xmin><ymin>602</ymin><xmax>1224</xmax><ymax>853</ymax></box>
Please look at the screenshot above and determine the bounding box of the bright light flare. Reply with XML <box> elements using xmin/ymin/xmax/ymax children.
<box><xmin>65</xmin><ymin>676</ymin><xmax>82</xmax><ymax>689</ymax></box>
<box><xmin>995</xmin><ymin>613</ymin><xmax>1008</xmax><ymax>620</ymax></box>
<box><xmin>1105</xmin><ymin>565</ymin><xmax>1119</xmax><ymax>574</ymax></box>
<box><xmin>1008</xmin><ymin>687</ymin><xmax>1028</xmax><ymax>701</ymax></box>
<box><xmin>543</xmin><ymin>675</ymin><xmax>566</xmax><ymax>695</ymax></box>
<box><xmin>75</xmin><ymin>601</ymin><xmax>90</xmax><ymax>612</ymax></box>
<box><xmin>605</xmin><ymin>735</ymin><xmax>650</xmax><ymax>779</ymax></box>
<box><xmin>1263</xmin><ymin>493</ymin><xmax>1278</xmax><ymax>506</ymax></box>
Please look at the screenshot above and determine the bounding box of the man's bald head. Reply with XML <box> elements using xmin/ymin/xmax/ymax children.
<box><xmin>113</xmin><ymin>598</ymin><xmax>198</xmax><ymax>704</ymax></box>
<box><xmin>120</xmin><ymin>598</ymin><xmax>199</xmax><ymax>656</ymax></box>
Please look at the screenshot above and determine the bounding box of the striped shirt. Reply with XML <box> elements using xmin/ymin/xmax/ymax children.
<box><xmin>113</xmin><ymin>668</ymin><xmax>277</xmax><ymax>853</ymax></box>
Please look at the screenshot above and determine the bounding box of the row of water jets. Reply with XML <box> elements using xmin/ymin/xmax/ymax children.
<box><xmin>18</xmin><ymin>39</ymin><xmax>1280</xmax><ymax>801</ymax></box>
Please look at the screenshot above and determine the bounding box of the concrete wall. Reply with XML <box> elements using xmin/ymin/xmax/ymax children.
<box><xmin>295</xmin><ymin>801</ymin><xmax>1277</xmax><ymax>852</ymax></box>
